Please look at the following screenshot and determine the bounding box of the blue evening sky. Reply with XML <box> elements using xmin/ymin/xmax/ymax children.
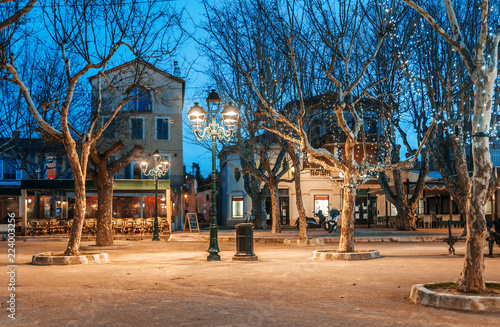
<box><xmin>177</xmin><ymin>0</ymin><xmax>216</xmax><ymax>177</ymax></box>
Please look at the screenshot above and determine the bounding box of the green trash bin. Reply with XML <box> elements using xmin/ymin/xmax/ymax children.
<box><xmin>233</xmin><ymin>223</ymin><xmax>258</xmax><ymax>261</ymax></box>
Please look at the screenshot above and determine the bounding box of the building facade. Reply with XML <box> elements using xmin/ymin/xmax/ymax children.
<box><xmin>0</xmin><ymin>60</ymin><xmax>186</xmax><ymax>233</ymax></box>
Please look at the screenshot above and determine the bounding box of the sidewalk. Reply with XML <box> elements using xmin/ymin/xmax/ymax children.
<box><xmin>15</xmin><ymin>226</ymin><xmax>466</xmax><ymax>244</ymax></box>
<box><xmin>169</xmin><ymin>226</ymin><xmax>465</xmax><ymax>244</ymax></box>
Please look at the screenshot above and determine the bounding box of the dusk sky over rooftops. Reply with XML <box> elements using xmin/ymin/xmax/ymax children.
<box><xmin>178</xmin><ymin>0</ymin><xmax>220</xmax><ymax>177</ymax></box>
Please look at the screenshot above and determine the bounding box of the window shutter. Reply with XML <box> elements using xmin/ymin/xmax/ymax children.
<box><xmin>16</xmin><ymin>160</ymin><xmax>22</xmax><ymax>180</ymax></box>
<box><xmin>140</xmin><ymin>118</ymin><xmax>144</xmax><ymax>139</ymax></box>
<box><xmin>124</xmin><ymin>163</ymin><xmax>131</xmax><ymax>179</ymax></box>
<box><xmin>0</xmin><ymin>160</ymin><xmax>3</xmax><ymax>180</ymax></box>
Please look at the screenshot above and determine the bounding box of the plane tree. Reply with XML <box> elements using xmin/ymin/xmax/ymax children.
<box><xmin>402</xmin><ymin>0</ymin><xmax>500</xmax><ymax>293</ymax></box>
<box><xmin>201</xmin><ymin>0</ymin><xmax>439</xmax><ymax>252</ymax></box>
<box><xmin>0</xmin><ymin>0</ymin><xmax>181</xmax><ymax>255</ymax></box>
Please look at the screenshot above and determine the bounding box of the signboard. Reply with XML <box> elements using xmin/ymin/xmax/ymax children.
<box><xmin>183</xmin><ymin>213</ymin><xmax>200</xmax><ymax>232</ymax></box>
<box><xmin>356</xmin><ymin>189</ymin><xmax>368</xmax><ymax>196</ymax></box>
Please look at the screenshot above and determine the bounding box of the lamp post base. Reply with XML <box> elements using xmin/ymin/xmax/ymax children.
<box><xmin>207</xmin><ymin>224</ymin><xmax>220</xmax><ymax>261</ymax></box>
<box><xmin>152</xmin><ymin>237</ymin><xmax>160</xmax><ymax>241</ymax></box>
<box><xmin>207</xmin><ymin>253</ymin><xmax>221</xmax><ymax>261</ymax></box>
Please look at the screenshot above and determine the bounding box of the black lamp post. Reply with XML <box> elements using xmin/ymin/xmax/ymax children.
<box><xmin>140</xmin><ymin>150</ymin><xmax>170</xmax><ymax>241</ymax></box>
<box><xmin>187</xmin><ymin>90</ymin><xmax>239</xmax><ymax>261</ymax></box>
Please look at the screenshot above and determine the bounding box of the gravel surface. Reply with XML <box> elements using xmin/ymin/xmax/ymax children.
<box><xmin>1</xmin><ymin>238</ymin><xmax>499</xmax><ymax>326</ymax></box>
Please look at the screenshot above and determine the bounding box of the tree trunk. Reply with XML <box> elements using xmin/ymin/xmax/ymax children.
<box><xmin>269</xmin><ymin>184</ymin><xmax>281</xmax><ymax>233</ymax></box>
<box><xmin>338</xmin><ymin>174</ymin><xmax>356</xmax><ymax>252</ymax></box>
<box><xmin>455</xmin><ymin>197</ymin><xmax>470</xmax><ymax>236</ymax></box>
<box><xmin>96</xmin><ymin>176</ymin><xmax>114</xmax><ymax>246</ymax></box>
<box><xmin>427</xmin><ymin>137</ymin><xmax>470</xmax><ymax>235</ymax></box>
<box><xmin>457</xmin><ymin>56</ymin><xmax>496</xmax><ymax>292</ymax></box>
<box><xmin>457</xmin><ymin>145</ymin><xmax>489</xmax><ymax>292</ymax></box>
<box><xmin>293</xmin><ymin>165</ymin><xmax>307</xmax><ymax>240</ymax></box>
<box><xmin>65</xmin><ymin>176</ymin><xmax>85</xmax><ymax>256</ymax></box>
<box><xmin>252</xmin><ymin>191</ymin><xmax>267</xmax><ymax>229</ymax></box>
<box><xmin>89</xmin><ymin>142</ymin><xmax>143</xmax><ymax>245</ymax></box>
<box><xmin>287</xmin><ymin>142</ymin><xmax>307</xmax><ymax>239</ymax></box>
<box><xmin>378</xmin><ymin>146</ymin><xmax>424</xmax><ymax>231</ymax></box>
<box><xmin>395</xmin><ymin>204</ymin><xmax>416</xmax><ymax>231</ymax></box>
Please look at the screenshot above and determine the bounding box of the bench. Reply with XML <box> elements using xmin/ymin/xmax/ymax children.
<box><xmin>439</xmin><ymin>220</ymin><xmax>466</xmax><ymax>255</ymax></box>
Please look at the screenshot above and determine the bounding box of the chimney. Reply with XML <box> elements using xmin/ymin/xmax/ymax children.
<box><xmin>173</xmin><ymin>61</ymin><xmax>180</xmax><ymax>77</ymax></box>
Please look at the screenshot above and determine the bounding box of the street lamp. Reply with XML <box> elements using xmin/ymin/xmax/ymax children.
<box><xmin>141</xmin><ymin>150</ymin><xmax>170</xmax><ymax>241</ymax></box>
<box><xmin>187</xmin><ymin>89</ymin><xmax>240</xmax><ymax>261</ymax></box>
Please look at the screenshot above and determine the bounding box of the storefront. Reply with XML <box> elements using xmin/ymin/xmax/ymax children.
<box><xmin>0</xmin><ymin>187</ymin><xmax>20</xmax><ymax>221</ymax></box>
<box><xmin>19</xmin><ymin>179</ymin><xmax>172</xmax><ymax>234</ymax></box>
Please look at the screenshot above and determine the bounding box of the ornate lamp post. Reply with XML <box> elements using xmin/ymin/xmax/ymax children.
<box><xmin>187</xmin><ymin>89</ymin><xmax>239</xmax><ymax>261</ymax></box>
<box><xmin>140</xmin><ymin>150</ymin><xmax>170</xmax><ymax>241</ymax></box>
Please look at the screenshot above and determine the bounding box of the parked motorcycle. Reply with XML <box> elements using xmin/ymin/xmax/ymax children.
<box><xmin>327</xmin><ymin>209</ymin><xmax>340</xmax><ymax>233</ymax></box>
<box><xmin>295</xmin><ymin>209</ymin><xmax>339</xmax><ymax>233</ymax></box>
<box><xmin>295</xmin><ymin>216</ymin><xmax>325</xmax><ymax>230</ymax></box>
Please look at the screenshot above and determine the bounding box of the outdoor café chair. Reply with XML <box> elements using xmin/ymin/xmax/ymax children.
<box><xmin>123</xmin><ymin>219</ymin><xmax>135</xmax><ymax>234</ymax></box>
<box><xmin>133</xmin><ymin>218</ymin><xmax>145</xmax><ymax>234</ymax></box>
<box><xmin>114</xmin><ymin>218</ymin><xmax>124</xmax><ymax>234</ymax></box>
<box><xmin>38</xmin><ymin>219</ymin><xmax>49</xmax><ymax>235</ymax></box>
<box><xmin>50</xmin><ymin>218</ymin><xmax>64</xmax><ymax>234</ymax></box>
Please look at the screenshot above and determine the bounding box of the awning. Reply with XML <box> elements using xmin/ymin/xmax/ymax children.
<box><xmin>410</xmin><ymin>184</ymin><xmax>446</xmax><ymax>191</ymax></box>
<box><xmin>424</xmin><ymin>184</ymin><xmax>446</xmax><ymax>190</ymax></box>
<box><xmin>409</xmin><ymin>184</ymin><xmax>446</xmax><ymax>191</ymax></box>
<box><xmin>21</xmin><ymin>179</ymin><xmax>170</xmax><ymax>192</ymax></box>
<box><xmin>0</xmin><ymin>187</ymin><xmax>21</xmax><ymax>196</ymax></box>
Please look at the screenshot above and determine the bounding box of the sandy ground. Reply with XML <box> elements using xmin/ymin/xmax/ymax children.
<box><xmin>0</xmin><ymin>238</ymin><xmax>499</xmax><ymax>326</ymax></box>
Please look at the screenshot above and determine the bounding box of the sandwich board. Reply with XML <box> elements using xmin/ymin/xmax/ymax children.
<box><xmin>183</xmin><ymin>213</ymin><xmax>200</xmax><ymax>232</ymax></box>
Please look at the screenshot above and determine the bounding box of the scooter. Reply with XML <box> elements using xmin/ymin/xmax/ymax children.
<box><xmin>326</xmin><ymin>209</ymin><xmax>340</xmax><ymax>233</ymax></box>
<box><xmin>295</xmin><ymin>209</ymin><xmax>339</xmax><ymax>233</ymax></box>
<box><xmin>295</xmin><ymin>216</ymin><xmax>325</xmax><ymax>230</ymax></box>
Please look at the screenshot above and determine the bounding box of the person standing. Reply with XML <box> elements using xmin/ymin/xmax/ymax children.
<box><xmin>487</xmin><ymin>221</ymin><xmax>496</xmax><ymax>258</ymax></box>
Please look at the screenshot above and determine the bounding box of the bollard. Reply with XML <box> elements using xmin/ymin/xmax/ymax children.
<box><xmin>233</xmin><ymin>223</ymin><xmax>258</xmax><ymax>261</ymax></box>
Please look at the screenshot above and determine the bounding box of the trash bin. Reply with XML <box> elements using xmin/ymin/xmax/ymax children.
<box><xmin>233</xmin><ymin>223</ymin><xmax>258</xmax><ymax>261</ymax></box>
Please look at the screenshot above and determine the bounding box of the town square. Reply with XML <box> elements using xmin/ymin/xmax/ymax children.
<box><xmin>1</xmin><ymin>0</ymin><xmax>500</xmax><ymax>325</ymax></box>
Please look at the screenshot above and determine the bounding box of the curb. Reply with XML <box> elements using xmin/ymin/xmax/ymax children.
<box><xmin>32</xmin><ymin>252</ymin><xmax>109</xmax><ymax>265</ymax></box>
<box><xmin>14</xmin><ymin>235</ymin><xmax>465</xmax><ymax>244</ymax></box>
<box><xmin>283</xmin><ymin>236</ymin><xmax>463</xmax><ymax>245</ymax></box>
<box><xmin>79</xmin><ymin>244</ymin><xmax>132</xmax><ymax>251</ymax></box>
<box><xmin>410</xmin><ymin>283</ymin><xmax>500</xmax><ymax>312</ymax></box>
<box><xmin>311</xmin><ymin>249</ymin><xmax>381</xmax><ymax>261</ymax></box>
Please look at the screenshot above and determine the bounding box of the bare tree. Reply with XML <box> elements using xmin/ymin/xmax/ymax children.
<box><xmin>285</xmin><ymin>140</ymin><xmax>308</xmax><ymax>239</ymax></box>
<box><xmin>402</xmin><ymin>0</ymin><xmax>500</xmax><ymax>293</ymax></box>
<box><xmin>1</xmin><ymin>0</ymin><xmax>181</xmax><ymax>255</ymax></box>
<box><xmin>371</xmin><ymin>15</ymin><xmax>431</xmax><ymax>231</ymax></box>
<box><xmin>0</xmin><ymin>0</ymin><xmax>37</xmax><ymax>31</ymax></box>
<box><xmin>387</xmin><ymin>2</ymin><xmax>474</xmax><ymax>236</ymax></box>
<box><xmin>88</xmin><ymin>142</ymin><xmax>143</xmax><ymax>246</ymax></box>
<box><xmin>378</xmin><ymin>147</ymin><xmax>429</xmax><ymax>230</ymax></box>
<box><xmin>0</xmin><ymin>46</ymin><xmax>85</xmax><ymax>180</ymax></box>
<box><xmin>198</xmin><ymin>0</ymin><xmax>310</xmax><ymax>236</ymax></box>
<box><xmin>200</xmin><ymin>0</ymin><xmax>441</xmax><ymax>253</ymax></box>
<box><xmin>233</xmin><ymin>130</ymin><xmax>290</xmax><ymax>233</ymax></box>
